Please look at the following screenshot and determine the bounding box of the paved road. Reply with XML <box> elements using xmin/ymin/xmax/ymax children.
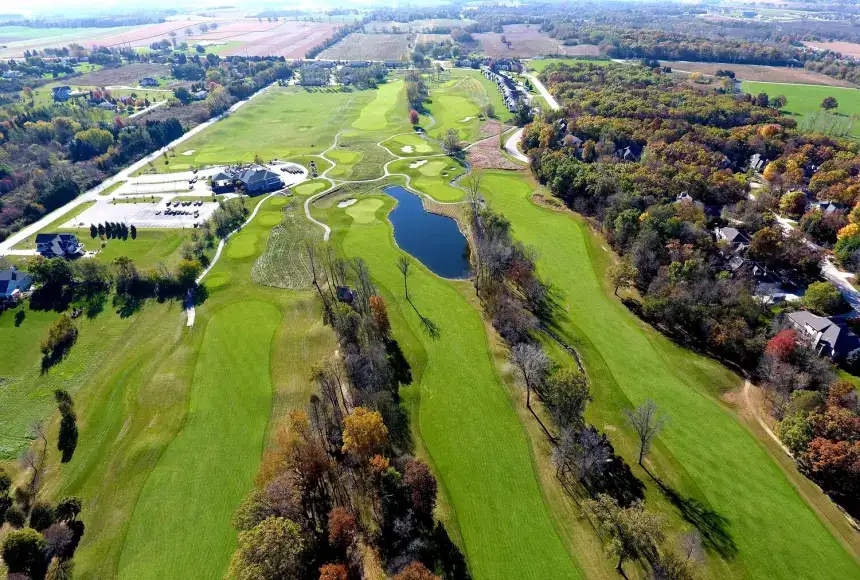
<box><xmin>525</xmin><ymin>73</ymin><xmax>560</xmax><ymax>111</ymax></box>
<box><xmin>0</xmin><ymin>83</ymin><xmax>275</xmax><ymax>255</ymax></box>
<box><xmin>504</xmin><ymin>128</ymin><xmax>529</xmax><ymax>163</ymax></box>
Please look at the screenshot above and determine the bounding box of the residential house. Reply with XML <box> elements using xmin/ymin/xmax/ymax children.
<box><xmin>616</xmin><ymin>145</ymin><xmax>642</xmax><ymax>162</ymax></box>
<box><xmin>35</xmin><ymin>233</ymin><xmax>84</xmax><ymax>258</ymax></box>
<box><xmin>786</xmin><ymin>310</ymin><xmax>860</xmax><ymax>359</ymax></box>
<box><xmin>748</xmin><ymin>153</ymin><xmax>765</xmax><ymax>172</ymax></box>
<box><xmin>52</xmin><ymin>85</ymin><xmax>72</xmax><ymax>101</ymax></box>
<box><xmin>1</xmin><ymin>70</ymin><xmax>23</xmax><ymax>79</ymax></box>
<box><xmin>715</xmin><ymin>226</ymin><xmax>749</xmax><ymax>247</ymax></box>
<box><xmin>0</xmin><ymin>267</ymin><xmax>32</xmax><ymax>299</ymax></box>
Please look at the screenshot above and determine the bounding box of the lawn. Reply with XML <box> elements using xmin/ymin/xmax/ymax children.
<box><xmin>167</xmin><ymin>87</ymin><xmax>378</xmax><ymax>169</ymax></box>
<box><xmin>12</xmin><ymin>201</ymin><xmax>96</xmax><ymax>250</ymax></box>
<box><xmin>741</xmin><ymin>81</ymin><xmax>860</xmax><ymax>139</ymax></box>
<box><xmin>426</xmin><ymin>71</ymin><xmax>504</xmax><ymax>142</ymax></box>
<box><xmin>39</xmin><ymin>192</ymin><xmax>336</xmax><ymax>579</ymax></box>
<box><xmin>526</xmin><ymin>57</ymin><xmax>611</xmax><ymax>72</ymax></box>
<box><xmin>388</xmin><ymin>157</ymin><xmax>466</xmax><ymax>202</ymax></box>
<box><xmin>319</xmin><ymin>184</ymin><xmax>581</xmax><ymax>580</ymax></box>
<box><xmin>477</xmin><ymin>170</ymin><xmax>860</xmax><ymax>579</ymax></box>
<box><xmin>117</xmin><ymin>300</ymin><xmax>279</xmax><ymax>580</ymax></box>
<box><xmin>381</xmin><ymin>132</ymin><xmax>440</xmax><ymax>156</ymax></box>
<box><xmin>351</xmin><ymin>80</ymin><xmax>406</xmax><ymax>131</ymax></box>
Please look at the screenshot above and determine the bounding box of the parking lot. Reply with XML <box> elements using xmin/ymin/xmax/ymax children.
<box><xmin>65</xmin><ymin>198</ymin><xmax>221</xmax><ymax>229</ymax></box>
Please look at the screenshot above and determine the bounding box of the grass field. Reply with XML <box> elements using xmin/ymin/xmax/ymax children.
<box><xmin>425</xmin><ymin>72</ymin><xmax>499</xmax><ymax>141</ymax></box>
<box><xmin>476</xmin><ymin>170</ymin><xmax>860</xmax><ymax>580</ymax></box>
<box><xmin>319</xmin><ymin>184</ymin><xmax>582</xmax><ymax>580</ymax></box>
<box><xmin>381</xmin><ymin>132</ymin><xmax>440</xmax><ymax>156</ymax></box>
<box><xmin>352</xmin><ymin>80</ymin><xmax>404</xmax><ymax>131</ymax></box>
<box><xmin>742</xmin><ymin>81</ymin><xmax>860</xmax><ymax>139</ymax></box>
<box><xmin>117</xmin><ymin>301</ymin><xmax>278</xmax><ymax>580</ymax></box>
<box><xmin>526</xmin><ymin>58</ymin><xmax>611</xmax><ymax>72</ymax></box>
<box><xmin>388</xmin><ymin>157</ymin><xmax>466</xmax><ymax>202</ymax></box>
<box><xmin>39</xmin><ymin>193</ymin><xmax>335</xmax><ymax>579</ymax></box>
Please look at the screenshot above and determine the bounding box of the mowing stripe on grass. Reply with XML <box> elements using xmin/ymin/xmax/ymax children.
<box><xmin>479</xmin><ymin>171</ymin><xmax>860</xmax><ymax>579</ymax></box>
<box><xmin>335</xmin><ymin>194</ymin><xmax>581</xmax><ymax>580</ymax></box>
<box><xmin>117</xmin><ymin>300</ymin><xmax>279</xmax><ymax>580</ymax></box>
<box><xmin>352</xmin><ymin>80</ymin><xmax>403</xmax><ymax>131</ymax></box>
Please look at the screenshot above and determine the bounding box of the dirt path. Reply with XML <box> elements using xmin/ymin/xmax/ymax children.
<box><xmin>742</xmin><ymin>380</ymin><xmax>792</xmax><ymax>457</ymax></box>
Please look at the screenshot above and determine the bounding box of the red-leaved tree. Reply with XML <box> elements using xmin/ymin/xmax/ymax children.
<box><xmin>764</xmin><ymin>329</ymin><xmax>798</xmax><ymax>361</ymax></box>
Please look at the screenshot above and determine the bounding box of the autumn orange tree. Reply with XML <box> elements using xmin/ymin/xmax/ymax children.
<box><xmin>342</xmin><ymin>407</ymin><xmax>388</xmax><ymax>459</ymax></box>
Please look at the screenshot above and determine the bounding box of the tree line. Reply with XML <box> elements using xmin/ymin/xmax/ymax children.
<box><xmin>523</xmin><ymin>59</ymin><xmax>860</xmax><ymax>517</ymax></box>
<box><xmin>227</xmin><ymin>250</ymin><xmax>468</xmax><ymax>579</ymax></box>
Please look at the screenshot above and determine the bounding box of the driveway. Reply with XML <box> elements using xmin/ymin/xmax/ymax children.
<box><xmin>504</xmin><ymin>128</ymin><xmax>529</xmax><ymax>163</ymax></box>
<box><xmin>524</xmin><ymin>73</ymin><xmax>560</xmax><ymax>111</ymax></box>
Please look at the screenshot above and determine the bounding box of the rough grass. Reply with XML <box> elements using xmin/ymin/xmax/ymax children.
<box><xmin>741</xmin><ymin>81</ymin><xmax>860</xmax><ymax>139</ymax></box>
<box><xmin>318</xmin><ymin>188</ymin><xmax>582</xmax><ymax>580</ymax></box>
<box><xmin>328</xmin><ymin>134</ymin><xmax>395</xmax><ymax>181</ymax></box>
<box><xmin>477</xmin><ymin>170</ymin><xmax>860</xmax><ymax>580</ymax></box>
<box><xmin>251</xmin><ymin>198</ymin><xmax>321</xmax><ymax>290</ymax></box>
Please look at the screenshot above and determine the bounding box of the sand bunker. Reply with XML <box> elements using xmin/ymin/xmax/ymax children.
<box><xmin>401</xmin><ymin>145</ymin><xmax>414</xmax><ymax>153</ymax></box>
<box><xmin>337</xmin><ymin>198</ymin><xmax>358</xmax><ymax>208</ymax></box>
<box><xmin>181</xmin><ymin>150</ymin><xmax>196</xmax><ymax>156</ymax></box>
<box><xmin>409</xmin><ymin>159</ymin><xmax>428</xmax><ymax>169</ymax></box>
<box><xmin>459</xmin><ymin>116</ymin><xmax>474</xmax><ymax>122</ymax></box>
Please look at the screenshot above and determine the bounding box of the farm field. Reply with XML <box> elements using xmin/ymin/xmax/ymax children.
<box><xmin>319</xmin><ymin>33</ymin><xmax>412</xmax><ymax>61</ymax></box>
<box><xmin>366</xmin><ymin>18</ymin><xmax>476</xmax><ymax>33</ymax></box>
<box><xmin>320</xmin><ymin>186</ymin><xmax>582</xmax><ymax>580</ymax></box>
<box><xmin>666</xmin><ymin>61</ymin><xmax>857</xmax><ymax>87</ymax></box>
<box><xmin>0</xmin><ymin>26</ymin><xmax>134</xmax><ymax>58</ymax></box>
<box><xmin>216</xmin><ymin>21</ymin><xmax>337</xmax><ymax>59</ymax></box>
<box><xmin>475</xmin><ymin>24</ymin><xmax>567</xmax><ymax>58</ymax></box>
<box><xmin>476</xmin><ymin>170</ymin><xmax>860</xmax><ymax>580</ymax></box>
<box><xmin>741</xmin><ymin>81</ymin><xmax>860</xmax><ymax>138</ymax></box>
<box><xmin>804</xmin><ymin>40</ymin><xmax>860</xmax><ymax>58</ymax></box>
<box><xmin>71</xmin><ymin>62</ymin><xmax>175</xmax><ymax>87</ymax></box>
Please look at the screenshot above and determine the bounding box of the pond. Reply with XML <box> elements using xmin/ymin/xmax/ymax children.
<box><xmin>384</xmin><ymin>185</ymin><xmax>471</xmax><ymax>279</ymax></box>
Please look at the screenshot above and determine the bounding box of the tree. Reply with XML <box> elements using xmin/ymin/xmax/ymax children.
<box><xmin>54</xmin><ymin>497</ymin><xmax>81</xmax><ymax>523</ymax></box>
<box><xmin>328</xmin><ymin>507</ymin><xmax>357</xmax><ymax>551</ymax></box>
<box><xmin>585</xmin><ymin>494</ymin><xmax>665</xmax><ymax>574</ymax></box>
<box><xmin>1</xmin><ymin>527</ymin><xmax>47</xmax><ymax>577</ymax></box>
<box><xmin>764</xmin><ymin>329</ymin><xmax>798</xmax><ymax>361</ymax></box>
<box><xmin>511</xmin><ymin>342</ymin><xmax>551</xmax><ymax>411</ymax></box>
<box><xmin>319</xmin><ymin>563</ymin><xmax>348</xmax><ymax>580</ymax></box>
<box><xmin>482</xmin><ymin>103</ymin><xmax>495</xmax><ymax>118</ymax></box>
<box><xmin>409</xmin><ymin>109</ymin><xmax>420</xmax><ymax>125</ymax></box>
<box><xmin>40</xmin><ymin>314</ymin><xmax>78</xmax><ymax>361</ymax></box>
<box><xmin>821</xmin><ymin>96</ymin><xmax>839</xmax><ymax>111</ymax></box>
<box><xmin>403</xmin><ymin>459</ymin><xmax>437</xmax><ymax>520</ymax></box>
<box><xmin>45</xmin><ymin>557</ymin><xmax>74</xmax><ymax>580</ymax></box>
<box><xmin>393</xmin><ymin>562</ymin><xmax>440</xmax><ymax>580</ymax></box>
<box><xmin>397</xmin><ymin>255</ymin><xmax>412</xmax><ymax>301</ymax></box>
<box><xmin>607</xmin><ymin>259</ymin><xmax>638</xmax><ymax>296</ymax></box>
<box><xmin>176</xmin><ymin>259</ymin><xmax>202</xmax><ymax>288</ymax></box>
<box><xmin>772</xmin><ymin>95</ymin><xmax>787</xmax><ymax>108</ymax></box>
<box><xmin>624</xmin><ymin>399</ymin><xmax>668</xmax><ymax>466</ymax></box>
<box><xmin>29</xmin><ymin>502</ymin><xmax>55</xmax><ymax>531</ymax></box>
<box><xmin>803</xmin><ymin>281</ymin><xmax>846</xmax><ymax>315</ymax></box>
<box><xmin>174</xmin><ymin>86</ymin><xmax>192</xmax><ymax>104</ymax></box>
<box><xmin>442</xmin><ymin>129</ymin><xmax>461</xmax><ymax>155</ymax></box>
<box><xmin>227</xmin><ymin>517</ymin><xmax>305</xmax><ymax>580</ymax></box>
<box><xmin>89</xmin><ymin>224</ymin><xmax>98</xmax><ymax>238</ymax></box>
<box><xmin>779</xmin><ymin>190</ymin><xmax>807</xmax><ymax>217</ymax></box>
<box><xmin>341</xmin><ymin>407</ymin><xmax>388</xmax><ymax>459</ymax></box>
<box><xmin>543</xmin><ymin>367</ymin><xmax>591</xmax><ymax>429</ymax></box>
<box><xmin>776</xmin><ymin>412</ymin><xmax>814</xmax><ymax>456</ymax></box>
<box><xmin>168</xmin><ymin>31</ymin><xmax>178</xmax><ymax>48</ymax></box>
<box><xmin>369</xmin><ymin>295</ymin><xmax>391</xmax><ymax>337</ymax></box>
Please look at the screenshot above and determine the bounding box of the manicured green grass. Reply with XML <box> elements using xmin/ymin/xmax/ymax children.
<box><xmin>351</xmin><ymin>80</ymin><xmax>405</xmax><ymax>131</ymax></box>
<box><xmin>12</xmin><ymin>201</ymin><xmax>96</xmax><ymax>249</ymax></box>
<box><xmin>389</xmin><ymin>157</ymin><xmax>466</xmax><ymax>202</ymax></box>
<box><xmin>164</xmin><ymin>87</ymin><xmax>378</xmax><ymax>169</ymax></box>
<box><xmin>100</xmin><ymin>181</ymin><xmax>126</xmax><ymax>196</ymax></box>
<box><xmin>426</xmin><ymin>69</ymin><xmax>513</xmax><ymax>142</ymax></box>
<box><xmin>293</xmin><ymin>180</ymin><xmax>329</xmax><ymax>196</ymax></box>
<box><xmin>526</xmin><ymin>58</ymin><xmax>611</xmax><ymax>72</ymax></box>
<box><xmin>319</xmin><ymin>185</ymin><xmax>581</xmax><ymax>580</ymax></box>
<box><xmin>381</xmin><ymin>132</ymin><xmax>439</xmax><ymax>156</ymax></box>
<box><xmin>40</xmin><ymin>192</ymin><xmax>336</xmax><ymax>579</ymax></box>
<box><xmin>742</xmin><ymin>81</ymin><xmax>860</xmax><ymax>139</ymax></box>
<box><xmin>477</xmin><ymin>170</ymin><xmax>860</xmax><ymax>580</ymax></box>
<box><xmin>117</xmin><ymin>300</ymin><xmax>279</xmax><ymax>580</ymax></box>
